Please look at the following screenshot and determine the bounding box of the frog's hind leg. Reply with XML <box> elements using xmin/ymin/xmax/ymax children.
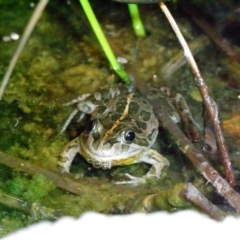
<box><xmin>58</xmin><ymin>137</ymin><xmax>79</xmax><ymax>173</ymax></box>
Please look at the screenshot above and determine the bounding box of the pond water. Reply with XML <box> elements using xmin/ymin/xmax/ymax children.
<box><xmin>0</xmin><ymin>0</ymin><xmax>239</xmax><ymax>236</ymax></box>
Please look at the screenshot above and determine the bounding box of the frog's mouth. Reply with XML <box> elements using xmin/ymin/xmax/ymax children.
<box><xmin>79</xmin><ymin>136</ymin><xmax>143</xmax><ymax>169</ymax></box>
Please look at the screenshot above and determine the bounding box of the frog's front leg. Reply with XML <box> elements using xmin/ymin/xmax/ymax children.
<box><xmin>58</xmin><ymin>137</ymin><xmax>79</xmax><ymax>173</ymax></box>
<box><xmin>115</xmin><ymin>149</ymin><xmax>169</xmax><ymax>186</ymax></box>
<box><xmin>145</xmin><ymin>149</ymin><xmax>170</xmax><ymax>179</ymax></box>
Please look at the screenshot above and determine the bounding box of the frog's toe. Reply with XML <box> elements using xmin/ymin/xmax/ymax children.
<box><xmin>114</xmin><ymin>173</ymin><xmax>146</xmax><ymax>186</ymax></box>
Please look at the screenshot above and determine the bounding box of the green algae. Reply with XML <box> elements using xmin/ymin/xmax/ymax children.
<box><xmin>7</xmin><ymin>173</ymin><xmax>56</xmax><ymax>202</ymax></box>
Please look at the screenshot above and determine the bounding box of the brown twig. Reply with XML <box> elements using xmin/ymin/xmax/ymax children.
<box><xmin>194</xmin><ymin>73</ymin><xmax>235</xmax><ymax>187</ymax></box>
<box><xmin>0</xmin><ymin>188</ymin><xmax>59</xmax><ymax>220</ymax></box>
<box><xmin>143</xmin><ymin>182</ymin><xmax>226</xmax><ymax>221</ymax></box>
<box><xmin>160</xmin><ymin>35</ymin><xmax>210</xmax><ymax>80</ymax></box>
<box><xmin>0</xmin><ymin>189</ymin><xmax>31</xmax><ymax>215</ymax></box>
<box><xmin>182</xmin><ymin>5</ymin><xmax>240</xmax><ymax>62</ymax></box>
<box><xmin>159</xmin><ymin>2</ymin><xmax>236</xmax><ymax>187</ymax></box>
<box><xmin>180</xmin><ymin>183</ymin><xmax>226</xmax><ymax>221</ymax></box>
<box><xmin>0</xmin><ymin>151</ymin><xmax>154</xmax><ymax>214</ymax></box>
<box><xmin>136</xmin><ymin>84</ymin><xmax>240</xmax><ymax>213</ymax></box>
<box><xmin>0</xmin><ymin>151</ymin><xmax>128</xmax><ymax>197</ymax></box>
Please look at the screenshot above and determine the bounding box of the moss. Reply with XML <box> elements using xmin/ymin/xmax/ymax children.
<box><xmin>7</xmin><ymin>174</ymin><xmax>29</xmax><ymax>196</ymax></box>
<box><xmin>6</xmin><ymin>173</ymin><xmax>55</xmax><ymax>202</ymax></box>
<box><xmin>22</xmin><ymin>174</ymin><xmax>56</xmax><ymax>202</ymax></box>
<box><xmin>0</xmin><ymin>213</ymin><xmax>26</xmax><ymax>238</ymax></box>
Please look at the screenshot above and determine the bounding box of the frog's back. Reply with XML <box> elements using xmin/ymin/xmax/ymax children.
<box><xmin>91</xmin><ymin>85</ymin><xmax>159</xmax><ymax>148</ymax></box>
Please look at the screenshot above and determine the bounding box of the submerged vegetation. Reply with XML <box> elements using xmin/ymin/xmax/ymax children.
<box><xmin>0</xmin><ymin>0</ymin><xmax>240</xmax><ymax>236</ymax></box>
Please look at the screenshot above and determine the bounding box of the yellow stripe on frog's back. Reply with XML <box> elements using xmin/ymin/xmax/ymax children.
<box><xmin>101</xmin><ymin>93</ymin><xmax>134</xmax><ymax>142</ymax></box>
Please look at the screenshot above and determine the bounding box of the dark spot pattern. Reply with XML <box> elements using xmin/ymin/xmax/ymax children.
<box><xmin>111</xmin><ymin>113</ymin><xmax>122</xmax><ymax>122</ymax></box>
<box><xmin>129</xmin><ymin>102</ymin><xmax>140</xmax><ymax>114</ymax></box>
<box><xmin>116</xmin><ymin>98</ymin><xmax>127</xmax><ymax>113</ymax></box>
<box><xmin>139</xmin><ymin>110</ymin><xmax>151</xmax><ymax>121</ymax></box>
<box><xmin>136</xmin><ymin>121</ymin><xmax>147</xmax><ymax>130</ymax></box>
<box><xmin>97</xmin><ymin>105</ymin><xmax>107</xmax><ymax>114</ymax></box>
<box><xmin>135</xmin><ymin>137</ymin><xmax>148</xmax><ymax>146</ymax></box>
<box><xmin>147</xmin><ymin>131</ymin><xmax>156</xmax><ymax>141</ymax></box>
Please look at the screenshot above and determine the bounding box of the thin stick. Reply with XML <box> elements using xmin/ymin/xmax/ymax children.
<box><xmin>79</xmin><ymin>0</ymin><xmax>130</xmax><ymax>84</ymax></box>
<box><xmin>0</xmin><ymin>151</ymin><xmax>139</xmax><ymax>197</ymax></box>
<box><xmin>0</xmin><ymin>189</ymin><xmax>31</xmax><ymax>215</ymax></box>
<box><xmin>0</xmin><ymin>189</ymin><xmax>58</xmax><ymax>220</ymax></box>
<box><xmin>143</xmin><ymin>182</ymin><xmax>226</xmax><ymax>221</ymax></box>
<box><xmin>181</xmin><ymin>183</ymin><xmax>226</xmax><ymax>221</ymax></box>
<box><xmin>0</xmin><ymin>0</ymin><xmax>49</xmax><ymax>100</ymax></box>
<box><xmin>180</xmin><ymin>183</ymin><xmax>226</xmax><ymax>221</ymax></box>
<box><xmin>137</xmin><ymin>84</ymin><xmax>240</xmax><ymax>213</ymax></box>
<box><xmin>182</xmin><ymin>6</ymin><xmax>240</xmax><ymax>62</ymax></box>
<box><xmin>159</xmin><ymin>2</ymin><xmax>236</xmax><ymax>187</ymax></box>
<box><xmin>128</xmin><ymin>4</ymin><xmax>146</xmax><ymax>37</ymax></box>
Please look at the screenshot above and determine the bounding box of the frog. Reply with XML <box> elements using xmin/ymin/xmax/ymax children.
<box><xmin>58</xmin><ymin>84</ymin><xmax>170</xmax><ymax>185</ymax></box>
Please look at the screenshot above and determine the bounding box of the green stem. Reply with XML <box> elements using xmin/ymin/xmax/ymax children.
<box><xmin>128</xmin><ymin>4</ymin><xmax>146</xmax><ymax>37</ymax></box>
<box><xmin>79</xmin><ymin>0</ymin><xmax>130</xmax><ymax>84</ymax></box>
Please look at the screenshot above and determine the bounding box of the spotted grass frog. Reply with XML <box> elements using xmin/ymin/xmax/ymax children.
<box><xmin>58</xmin><ymin>85</ymin><xmax>170</xmax><ymax>185</ymax></box>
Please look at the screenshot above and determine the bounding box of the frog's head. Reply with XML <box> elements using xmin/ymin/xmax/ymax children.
<box><xmin>78</xmin><ymin>115</ymin><xmax>158</xmax><ymax>169</ymax></box>
<box><xmin>78</xmin><ymin>92</ymin><xmax>159</xmax><ymax>169</ymax></box>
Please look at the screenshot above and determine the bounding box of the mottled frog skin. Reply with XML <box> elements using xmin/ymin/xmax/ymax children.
<box><xmin>59</xmin><ymin>85</ymin><xmax>169</xmax><ymax>185</ymax></box>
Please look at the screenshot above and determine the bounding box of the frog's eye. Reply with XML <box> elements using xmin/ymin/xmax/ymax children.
<box><xmin>124</xmin><ymin>130</ymin><xmax>135</xmax><ymax>143</ymax></box>
<box><xmin>85</xmin><ymin>120</ymin><xmax>94</xmax><ymax>132</ymax></box>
